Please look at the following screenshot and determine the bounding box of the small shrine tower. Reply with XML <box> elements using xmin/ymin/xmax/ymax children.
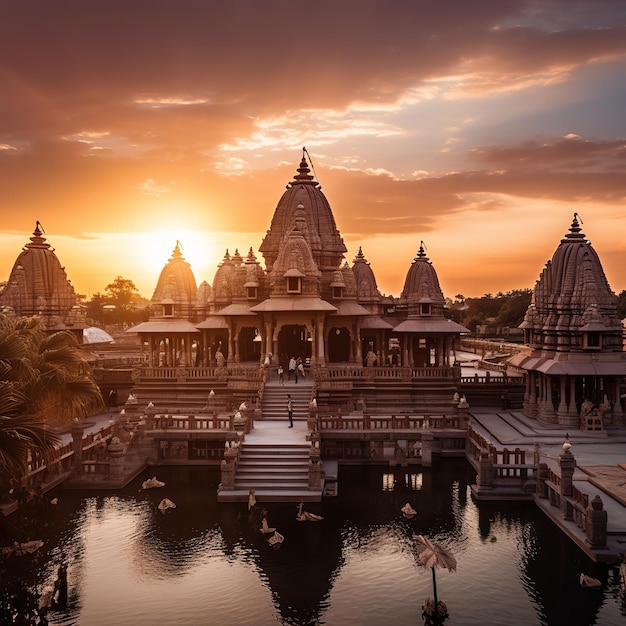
<box><xmin>510</xmin><ymin>214</ymin><xmax>626</xmax><ymax>427</ymax></box>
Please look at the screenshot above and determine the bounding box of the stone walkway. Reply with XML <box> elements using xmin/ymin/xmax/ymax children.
<box><xmin>470</xmin><ymin>406</ymin><xmax>626</xmax><ymax>558</ymax></box>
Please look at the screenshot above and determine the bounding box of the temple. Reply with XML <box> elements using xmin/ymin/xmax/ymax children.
<box><xmin>509</xmin><ymin>213</ymin><xmax>626</xmax><ymax>427</ymax></box>
<box><xmin>3</xmin><ymin>152</ymin><xmax>626</xmax><ymax>560</ymax></box>
<box><xmin>129</xmin><ymin>153</ymin><xmax>468</xmax><ymax>374</ymax></box>
<box><xmin>0</xmin><ymin>222</ymin><xmax>86</xmax><ymax>339</ymax></box>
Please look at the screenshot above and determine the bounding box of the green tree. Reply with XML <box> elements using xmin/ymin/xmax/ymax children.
<box><xmin>103</xmin><ymin>276</ymin><xmax>150</xmax><ymax>325</ymax></box>
<box><xmin>460</xmin><ymin>290</ymin><xmax>532</xmax><ymax>332</ymax></box>
<box><xmin>495</xmin><ymin>289</ymin><xmax>532</xmax><ymax>327</ymax></box>
<box><xmin>85</xmin><ymin>291</ymin><xmax>107</xmax><ymax>325</ymax></box>
<box><xmin>105</xmin><ymin>276</ymin><xmax>140</xmax><ymax>309</ymax></box>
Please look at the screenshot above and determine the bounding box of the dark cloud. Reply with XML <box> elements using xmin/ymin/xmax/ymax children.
<box><xmin>470</xmin><ymin>136</ymin><xmax>626</xmax><ymax>168</ymax></box>
<box><xmin>1</xmin><ymin>0</ymin><xmax>624</xmax><ymax>141</ymax></box>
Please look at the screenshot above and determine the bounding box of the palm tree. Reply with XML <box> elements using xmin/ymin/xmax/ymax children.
<box><xmin>23</xmin><ymin>329</ymin><xmax>104</xmax><ymax>426</ymax></box>
<box><xmin>0</xmin><ymin>314</ymin><xmax>103</xmax><ymax>482</ymax></box>
<box><xmin>0</xmin><ymin>382</ymin><xmax>61</xmax><ymax>480</ymax></box>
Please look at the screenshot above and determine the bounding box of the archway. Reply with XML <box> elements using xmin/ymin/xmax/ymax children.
<box><xmin>328</xmin><ymin>326</ymin><xmax>350</xmax><ymax>363</ymax></box>
<box><xmin>277</xmin><ymin>324</ymin><xmax>311</xmax><ymax>367</ymax></box>
<box><xmin>239</xmin><ymin>326</ymin><xmax>262</xmax><ymax>362</ymax></box>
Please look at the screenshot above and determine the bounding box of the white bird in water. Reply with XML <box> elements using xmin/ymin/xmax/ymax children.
<box><xmin>401</xmin><ymin>503</ymin><xmax>417</xmax><ymax>518</ymax></box>
<box><xmin>260</xmin><ymin>518</ymin><xmax>276</xmax><ymax>534</ymax></box>
<box><xmin>142</xmin><ymin>476</ymin><xmax>165</xmax><ymax>490</ymax></box>
<box><xmin>579</xmin><ymin>573</ymin><xmax>601</xmax><ymax>588</ymax></box>
<box><xmin>268</xmin><ymin>531</ymin><xmax>284</xmax><ymax>546</ymax></box>
<box><xmin>158</xmin><ymin>498</ymin><xmax>176</xmax><ymax>513</ymax></box>
<box><xmin>296</xmin><ymin>501</ymin><xmax>324</xmax><ymax>521</ymax></box>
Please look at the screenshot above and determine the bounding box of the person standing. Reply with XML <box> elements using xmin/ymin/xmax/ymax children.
<box><xmin>278</xmin><ymin>364</ymin><xmax>284</xmax><ymax>384</ymax></box>
<box><xmin>287</xmin><ymin>394</ymin><xmax>293</xmax><ymax>428</ymax></box>
<box><xmin>288</xmin><ymin>356</ymin><xmax>296</xmax><ymax>381</ymax></box>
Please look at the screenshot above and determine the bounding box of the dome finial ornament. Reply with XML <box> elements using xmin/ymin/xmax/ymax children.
<box><xmin>171</xmin><ymin>240</ymin><xmax>183</xmax><ymax>259</ymax></box>
<box><xmin>563</xmin><ymin>213</ymin><xmax>585</xmax><ymax>241</ymax></box>
<box><xmin>293</xmin><ymin>146</ymin><xmax>319</xmax><ymax>185</ymax></box>
<box><xmin>414</xmin><ymin>241</ymin><xmax>428</xmax><ymax>262</ymax></box>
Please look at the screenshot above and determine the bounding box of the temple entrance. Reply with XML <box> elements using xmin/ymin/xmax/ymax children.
<box><xmin>328</xmin><ymin>327</ymin><xmax>350</xmax><ymax>363</ymax></box>
<box><xmin>239</xmin><ymin>326</ymin><xmax>262</xmax><ymax>362</ymax></box>
<box><xmin>277</xmin><ymin>325</ymin><xmax>311</xmax><ymax>366</ymax></box>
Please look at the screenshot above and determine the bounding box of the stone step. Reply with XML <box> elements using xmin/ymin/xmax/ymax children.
<box><xmin>234</xmin><ymin>480</ymin><xmax>309</xmax><ymax>489</ymax></box>
<box><xmin>239</xmin><ymin>454</ymin><xmax>309</xmax><ymax>462</ymax></box>
<box><xmin>240</xmin><ymin>457</ymin><xmax>309</xmax><ymax>466</ymax></box>
<box><xmin>243</xmin><ymin>441</ymin><xmax>310</xmax><ymax>448</ymax></box>
<box><xmin>236</xmin><ymin>469</ymin><xmax>308</xmax><ymax>478</ymax></box>
<box><xmin>237</xmin><ymin>467</ymin><xmax>308</xmax><ymax>476</ymax></box>
<box><xmin>218</xmin><ymin>488</ymin><xmax>322</xmax><ymax>503</ymax></box>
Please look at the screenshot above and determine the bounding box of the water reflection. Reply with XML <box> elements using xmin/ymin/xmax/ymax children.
<box><xmin>1</xmin><ymin>460</ymin><xmax>625</xmax><ymax>625</ymax></box>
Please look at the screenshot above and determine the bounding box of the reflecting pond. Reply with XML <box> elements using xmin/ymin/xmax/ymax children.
<box><xmin>1</xmin><ymin>459</ymin><xmax>625</xmax><ymax>626</ymax></box>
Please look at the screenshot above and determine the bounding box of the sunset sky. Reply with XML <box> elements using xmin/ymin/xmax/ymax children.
<box><xmin>0</xmin><ymin>1</ymin><xmax>625</xmax><ymax>300</ymax></box>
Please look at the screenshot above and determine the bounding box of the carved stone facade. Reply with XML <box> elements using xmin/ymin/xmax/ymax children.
<box><xmin>510</xmin><ymin>214</ymin><xmax>626</xmax><ymax>427</ymax></box>
<box><xmin>0</xmin><ymin>222</ymin><xmax>86</xmax><ymax>338</ymax></box>
<box><xmin>128</xmin><ymin>151</ymin><xmax>469</xmax><ymax>371</ymax></box>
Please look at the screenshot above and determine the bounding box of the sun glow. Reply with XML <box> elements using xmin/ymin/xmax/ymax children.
<box><xmin>134</xmin><ymin>230</ymin><xmax>223</xmax><ymax>287</ymax></box>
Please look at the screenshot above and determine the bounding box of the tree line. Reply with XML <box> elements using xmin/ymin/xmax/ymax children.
<box><xmin>82</xmin><ymin>276</ymin><xmax>150</xmax><ymax>327</ymax></box>
<box><xmin>446</xmin><ymin>289</ymin><xmax>626</xmax><ymax>333</ymax></box>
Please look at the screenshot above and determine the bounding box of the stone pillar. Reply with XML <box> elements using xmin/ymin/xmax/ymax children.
<box><xmin>71</xmin><ymin>422</ymin><xmax>85</xmax><ymax>473</ymax></box>
<box><xmin>309</xmin><ymin>445</ymin><xmax>321</xmax><ymax>490</ymax></box>
<box><xmin>559</xmin><ymin>443</ymin><xmax>575</xmax><ymax>496</ymax></box>
<box><xmin>476</xmin><ymin>449</ymin><xmax>493</xmax><ymax>487</ymax></box>
<box><xmin>559</xmin><ymin>442</ymin><xmax>576</xmax><ymax>519</ymax></box>
<box><xmin>586</xmin><ymin>495</ymin><xmax>607</xmax><ymax>548</ymax></box>
<box><xmin>557</xmin><ymin>376</ymin><xmax>567</xmax><ymax>416</ymax></box>
<box><xmin>355</xmin><ymin>324</ymin><xmax>362</xmax><ymax>365</ymax></box>
<box><xmin>567</xmin><ymin>377</ymin><xmax>575</xmax><ymax>418</ymax></box>
<box><xmin>421</xmin><ymin>433</ymin><xmax>434</xmax><ymax>467</ymax></box>
<box><xmin>457</xmin><ymin>406</ymin><xmax>469</xmax><ymax>430</ymax></box>
<box><xmin>316</xmin><ymin>314</ymin><xmax>325</xmax><ymax>366</ymax></box>
<box><xmin>220</xmin><ymin>459</ymin><xmax>235</xmax><ymax>489</ymax></box>
<box><xmin>108</xmin><ymin>437</ymin><xmax>125</xmax><ymax>479</ymax></box>
<box><xmin>536</xmin><ymin>462</ymin><xmax>549</xmax><ymax>498</ymax></box>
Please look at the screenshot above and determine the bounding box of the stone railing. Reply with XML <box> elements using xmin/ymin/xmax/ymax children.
<box><xmin>470</xmin><ymin>432</ymin><xmax>609</xmax><ymax>550</ymax></box>
<box><xmin>460</xmin><ymin>373</ymin><xmax>524</xmax><ymax>384</ymax></box>
<box><xmin>318</xmin><ymin>413</ymin><xmax>467</xmax><ymax>431</ymax></box>
<box><xmin>535</xmin><ymin>450</ymin><xmax>607</xmax><ymax>548</ymax></box>
<box><xmin>149</xmin><ymin>413</ymin><xmax>235</xmax><ymax>431</ymax></box>
<box><xmin>134</xmin><ymin>365</ymin><xmax>263</xmax><ymax>381</ymax></box>
<box><xmin>315</xmin><ymin>365</ymin><xmax>458</xmax><ymax>381</ymax></box>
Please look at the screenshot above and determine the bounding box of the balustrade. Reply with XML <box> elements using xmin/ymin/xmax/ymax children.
<box><xmin>318</xmin><ymin>413</ymin><xmax>460</xmax><ymax>431</ymax></box>
<box><xmin>152</xmin><ymin>413</ymin><xmax>234</xmax><ymax>431</ymax></box>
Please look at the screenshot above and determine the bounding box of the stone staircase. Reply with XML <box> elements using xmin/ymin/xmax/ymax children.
<box><xmin>233</xmin><ymin>441</ymin><xmax>313</xmax><ymax>496</ymax></box>
<box><xmin>260</xmin><ymin>379</ymin><xmax>312</xmax><ymax>421</ymax></box>
<box><xmin>218</xmin><ymin>379</ymin><xmax>322</xmax><ymax>502</ymax></box>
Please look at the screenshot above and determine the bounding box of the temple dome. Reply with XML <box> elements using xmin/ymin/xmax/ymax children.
<box><xmin>352</xmin><ymin>247</ymin><xmax>382</xmax><ymax>302</ymax></box>
<box><xmin>152</xmin><ymin>242</ymin><xmax>197</xmax><ymax>309</ymax></box>
<box><xmin>0</xmin><ymin>222</ymin><xmax>84</xmax><ymax>330</ymax></box>
<box><xmin>259</xmin><ymin>151</ymin><xmax>346</xmax><ymax>272</ymax></box>
<box><xmin>211</xmin><ymin>250</ymin><xmax>236</xmax><ymax>306</ymax></box>
<box><xmin>231</xmin><ymin>247</ymin><xmax>267</xmax><ymax>300</ymax></box>
<box><xmin>520</xmin><ymin>214</ymin><xmax>621</xmax><ymax>351</ymax></box>
<box><xmin>400</xmin><ymin>242</ymin><xmax>445</xmax><ymax>315</ymax></box>
<box><xmin>269</xmin><ymin>226</ymin><xmax>321</xmax><ymax>297</ymax></box>
<box><xmin>196</xmin><ymin>280</ymin><xmax>212</xmax><ymax>304</ymax></box>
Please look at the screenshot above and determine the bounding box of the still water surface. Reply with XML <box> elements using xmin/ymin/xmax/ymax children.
<box><xmin>2</xmin><ymin>460</ymin><xmax>625</xmax><ymax>626</ymax></box>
